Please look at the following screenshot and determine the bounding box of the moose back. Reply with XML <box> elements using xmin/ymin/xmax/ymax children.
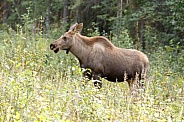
<box><xmin>50</xmin><ymin>23</ymin><xmax>149</xmax><ymax>90</ymax></box>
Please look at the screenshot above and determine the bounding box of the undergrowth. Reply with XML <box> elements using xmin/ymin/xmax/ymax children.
<box><xmin>0</xmin><ymin>23</ymin><xmax>183</xmax><ymax>122</ymax></box>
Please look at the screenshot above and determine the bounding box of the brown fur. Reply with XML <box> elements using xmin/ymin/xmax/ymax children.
<box><xmin>77</xmin><ymin>34</ymin><xmax>115</xmax><ymax>48</ymax></box>
<box><xmin>50</xmin><ymin>23</ymin><xmax>149</xmax><ymax>91</ymax></box>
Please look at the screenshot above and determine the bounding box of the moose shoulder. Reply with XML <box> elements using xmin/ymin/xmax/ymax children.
<box><xmin>50</xmin><ymin>23</ymin><xmax>149</xmax><ymax>91</ymax></box>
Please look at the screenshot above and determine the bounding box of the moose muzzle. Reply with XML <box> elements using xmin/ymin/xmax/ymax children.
<box><xmin>50</xmin><ymin>43</ymin><xmax>59</xmax><ymax>53</ymax></box>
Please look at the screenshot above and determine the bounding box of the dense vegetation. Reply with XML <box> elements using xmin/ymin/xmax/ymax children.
<box><xmin>0</xmin><ymin>0</ymin><xmax>183</xmax><ymax>121</ymax></box>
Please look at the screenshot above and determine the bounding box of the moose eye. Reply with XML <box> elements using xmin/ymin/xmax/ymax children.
<box><xmin>63</xmin><ymin>36</ymin><xmax>67</xmax><ymax>41</ymax></box>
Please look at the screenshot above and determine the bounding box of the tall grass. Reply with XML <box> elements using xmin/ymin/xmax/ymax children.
<box><xmin>0</xmin><ymin>21</ymin><xmax>183</xmax><ymax>121</ymax></box>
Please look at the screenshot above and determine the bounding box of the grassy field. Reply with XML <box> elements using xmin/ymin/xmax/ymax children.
<box><xmin>0</xmin><ymin>28</ymin><xmax>183</xmax><ymax>122</ymax></box>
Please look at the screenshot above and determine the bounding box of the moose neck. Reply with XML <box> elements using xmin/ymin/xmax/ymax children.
<box><xmin>69</xmin><ymin>34</ymin><xmax>92</xmax><ymax>66</ymax></box>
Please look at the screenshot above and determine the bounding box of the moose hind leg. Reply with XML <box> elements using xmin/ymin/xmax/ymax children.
<box><xmin>128</xmin><ymin>79</ymin><xmax>145</xmax><ymax>98</ymax></box>
<box><xmin>128</xmin><ymin>79</ymin><xmax>138</xmax><ymax>93</ymax></box>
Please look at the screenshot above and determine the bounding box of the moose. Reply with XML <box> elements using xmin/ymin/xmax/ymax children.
<box><xmin>50</xmin><ymin>23</ymin><xmax>149</xmax><ymax>91</ymax></box>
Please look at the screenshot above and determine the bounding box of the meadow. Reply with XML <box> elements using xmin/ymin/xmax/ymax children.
<box><xmin>0</xmin><ymin>24</ymin><xmax>183</xmax><ymax>122</ymax></box>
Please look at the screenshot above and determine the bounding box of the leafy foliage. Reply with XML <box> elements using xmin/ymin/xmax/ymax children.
<box><xmin>0</xmin><ymin>28</ymin><xmax>183</xmax><ymax>121</ymax></box>
<box><xmin>0</xmin><ymin>0</ymin><xmax>183</xmax><ymax>121</ymax></box>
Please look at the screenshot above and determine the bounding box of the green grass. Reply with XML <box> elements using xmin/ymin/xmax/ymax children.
<box><xmin>0</xmin><ymin>29</ymin><xmax>183</xmax><ymax>122</ymax></box>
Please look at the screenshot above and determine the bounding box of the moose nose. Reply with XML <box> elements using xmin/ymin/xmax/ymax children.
<box><xmin>50</xmin><ymin>43</ymin><xmax>56</xmax><ymax>50</ymax></box>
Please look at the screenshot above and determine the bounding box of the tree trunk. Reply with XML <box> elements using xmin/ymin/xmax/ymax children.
<box><xmin>140</xmin><ymin>19</ymin><xmax>145</xmax><ymax>50</ymax></box>
<box><xmin>2</xmin><ymin>0</ymin><xmax>9</xmax><ymax>23</ymax></box>
<box><xmin>76</xmin><ymin>0</ymin><xmax>83</xmax><ymax>23</ymax></box>
<box><xmin>136</xmin><ymin>21</ymin><xmax>140</xmax><ymax>49</ymax></box>
<box><xmin>45</xmin><ymin>0</ymin><xmax>52</xmax><ymax>33</ymax></box>
<box><xmin>118</xmin><ymin>0</ymin><xmax>123</xmax><ymax>18</ymax></box>
<box><xmin>63</xmin><ymin>0</ymin><xmax>70</xmax><ymax>23</ymax></box>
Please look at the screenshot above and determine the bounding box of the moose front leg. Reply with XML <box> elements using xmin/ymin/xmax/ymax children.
<box><xmin>82</xmin><ymin>69</ymin><xmax>92</xmax><ymax>80</ymax></box>
<box><xmin>81</xmin><ymin>69</ymin><xmax>92</xmax><ymax>87</ymax></box>
<box><xmin>92</xmin><ymin>73</ymin><xmax>102</xmax><ymax>89</ymax></box>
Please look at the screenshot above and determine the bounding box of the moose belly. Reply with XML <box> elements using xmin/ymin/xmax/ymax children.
<box><xmin>104</xmin><ymin>71</ymin><xmax>138</xmax><ymax>82</ymax></box>
<box><xmin>105</xmin><ymin>75</ymin><xmax>124</xmax><ymax>82</ymax></box>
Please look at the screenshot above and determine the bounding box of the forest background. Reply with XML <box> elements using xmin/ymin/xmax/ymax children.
<box><xmin>0</xmin><ymin>0</ymin><xmax>183</xmax><ymax>121</ymax></box>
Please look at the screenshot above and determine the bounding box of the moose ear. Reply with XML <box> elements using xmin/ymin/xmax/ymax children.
<box><xmin>69</xmin><ymin>23</ymin><xmax>78</xmax><ymax>31</ymax></box>
<box><xmin>73</xmin><ymin>23</ymin><xmax>83</xmax><ymax>33</ymax></box>
<box><xmin>69</xmin><ymin>23</ymin><xmax>83</xmax><ymax>34</ymax></box>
